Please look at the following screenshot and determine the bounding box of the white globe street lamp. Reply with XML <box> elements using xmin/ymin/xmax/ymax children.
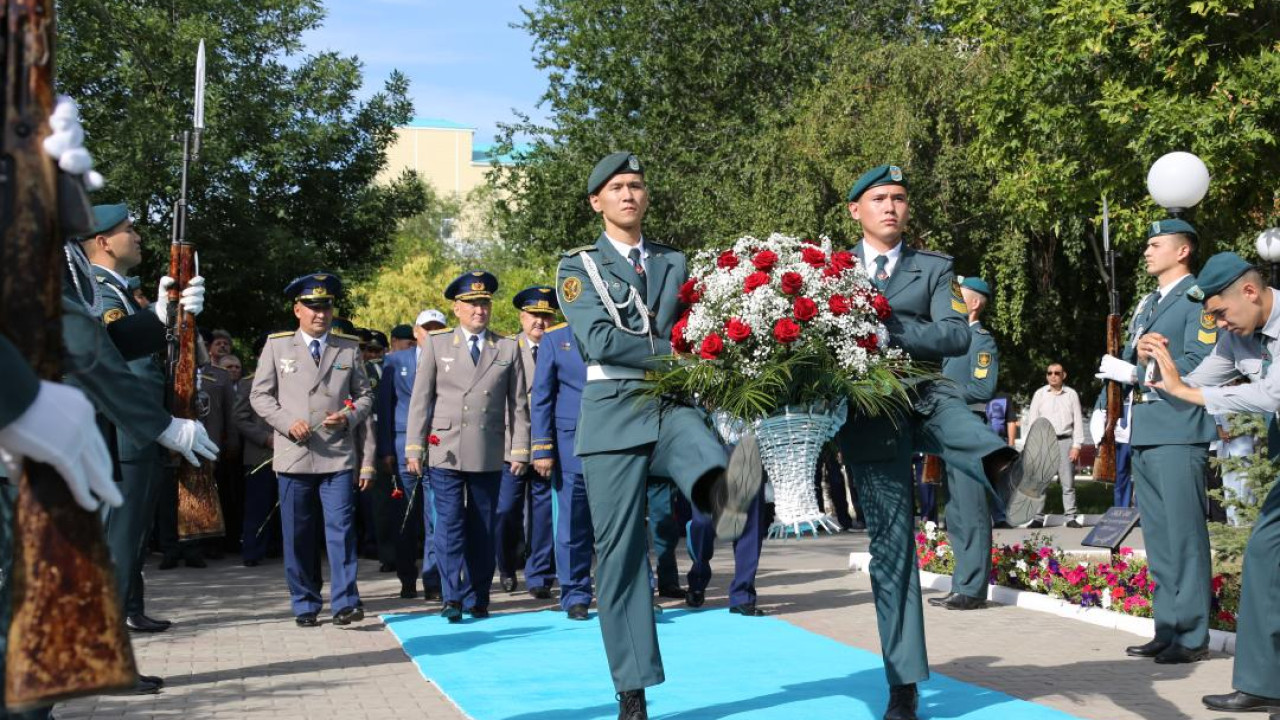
<box><xmin>1146</xmin><ymin>152</ymin><xmax>1210</xmax><ymax>215</ymax></box>
<box><xmin>1256</xmin><ymin>227</ymin><xmax>1280</xmax><ymax>288</ymax></box>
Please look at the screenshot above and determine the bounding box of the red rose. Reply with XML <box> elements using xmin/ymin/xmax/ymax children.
<box><xmin>752</xmin><ymin>250</ymin><xmax>779</xmax><ymax>272</ymax></box>
<box><xmin>793</xmin><ymin>297</ymin><xmax>818</xmax><ymax>322</ymax></box>
<box><xmin>823</xmin><ymin>263</ymin><xmax>842</xmax><ymax>279</ymax></box>
<box><xmin>678</xmin><ymin>278</ymin><xmax>702</xmax><ymax>304</ymax></box>
<box><xmin>871</xmin><ymin>294</ymin><xmax>892</xmax><ymax>321</ymax></box>
<box><xmin>780</xmin><ymin>271</ymin><xmax>803</xmax><ymax>295</ymax></box>
<box><xmin>699</xmin><ymin>332</ymin><xmax>725</xmax><ymax>360</ymax></box>
<box><xmin>801</xmin><ymin>237</ymin><xmax>819</xmax><ymax>245</ymax></box>
<box><xmin>672</xmin><ymin>314</ymin><xmax>691</xmax><ymax>353</ymax></box>
<box><xmin>831</xmin><ymin>250</ymin><xmax>856</xmax><ymax>271</ymax></box>
<box><xmin>717</xmin><ymin>251</ymin><xmax>739</xmax><ymax>269</ymax></box>
<box><xmin>856</xmin><ymin>334</ymin><xmax>879</xmax><ymax>351</ymax></box>
<box><xmin>828</xmin><ymin>294</ymin><xmax>851</xmax><ymax>315</ymax></box>
<box><xmin>390</xmin><ymin>484</ymin><xmax>405</xmax><ymax>500</ymax></box>
<box><xmin>744</xmin><ymin>271</ymin><xmax>770</xmax><ymax>293</ymax></box>
<box><xmin>801</xmin><ymin>246</ymin><xmax>826</xmax><ymax>268</ymax></box>
<box><xmin>428</xmin><ymin>434</ymin><xmax>441</xmax><ymax>446</ymax></box>
<box><xmin>773</xmin><ymin>318</ymin><xmax>801</xmax><ymax>344</ymax></box>
<box><xmin>725</xmin><ymin>317</ymin><xmax>752</xmax><ymax>343</ymax></box>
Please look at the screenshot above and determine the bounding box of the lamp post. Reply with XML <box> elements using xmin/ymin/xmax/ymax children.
<box><xmin>1256</xmin><ymin>227</ymin><xmax>1280</xmax><ymax>289</ymax></box>
<box><xmin>1146</xmin><ymin>151</ymin><xmax>1210</xmax><ymax>218</ymax></box>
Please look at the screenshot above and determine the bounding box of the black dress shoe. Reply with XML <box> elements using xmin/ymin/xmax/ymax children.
<box><xmin>138</xmin><ymin>674</ymin><xmax>165</xmax><ymax>688</ymax></box>
<box><xmin>1027</xmin><ymin>516</ymin><xmax>1045</xmax><ymax>529</ymax></box>
<box><xmin>529</xmin><ymin>586</ymin><xmax>552</xmax><ymax>600</ymax></box>
<box><xmin>423</xmin><ymin>587</ymin><xmax>442</xmax><ymax>601</ymax></box>
<box><xmin>1125</xmin><ymin>639</ymin><xmax>1170</xmax><ymax>657</ymax></box>
<box><xmin>184</xmin><ymin>556</ymin><xmax>207</xmax><ymax>569</ymax></box>
<box><xmin>333</xmin><ymin>606</ymin><xmax>365</xmax><ymax>625</ymax></box>
<box><xmin>729</xmin><ymin>603</ymin><xmax>765</xmax><ymax>617</ymax></box>
<box><xmin>685</xmin><ymin>590</ymin><xmax>705</xmax><ymax>608</ymax></box>
<box><xmin>400</xmin><ymin>583</ymin><xmax>418</xmax><ymax>599</ymax></box>
<box><xmin>378</xmin><ymin>562</ymin><xmax>395</xmax><ymax>573</ymax></box>
<box><xmin>157</xmin><ymin>555</ymin><xmax>179</xmax><ymax>570</ymax></box>
<box><xmin>1154</xmin><ymin>644</ymin><xmax>1209</xmax><ymax>664</ymax></box>
<box><xmin>118</xmin><ymin>676</ymin><xmax>162</xmax><ymax>695</ymax></box>
<box><xmin>657</xmin><ymin>584</ymin><xmax>685</xmax><ymax>600</ymax></box>
<box><xmin>1202</xmin><ymin>690</ymin><xmax>1280</xmax><ymax>712</ymax></box>
<box><xmin>295</xmin><ymin>612</ymin><xmax>319</xmax><ymax>627</ymax></box>
<box><xmin>567</xmin><ymin>604</ymin><xmax>589</xmax><ymax>620</ymax></box>
<box><xmin>1065</xmin><ymin>515</ymin><xmax>1084</xmax><ymax>528</ymax></box>
<box><xmin>885</xmin><ymin>683</ymin><xmax>918</xmax><ymax>720</ymax></box>
<box><xmin>937</xmin><ymin>593</ymin><xmax>986</xmax><ymax>611</ymax></box>
<box><xmin>501</xmin><ymin>575</ymin><xmax>518</xmax><ymax>592</ymax></box>
<box><xmin>243</xmin><ymin>558</ymin><xmax>261</xmax><ymax>567</ymax></box>
<box><xmin>441</xmin><ymin>602</ymin><xmax>463</xmax><ymax>623</ymax></box>
<box><xmin>708</xmin><ymin>432</ymin><xmax>765</xmax><ymax>541</ymax></box>
<box><xmin>992</xmin><ymin>520</ymin><xmax>1013</xmax><ymax>529</ymax></box>
<box><xmin>126</xmin><ymin>614</ymin><xmax>171</xmax><ymax>633</ymax></box>
<box><xmin>617</xmin><ymin>688</ymin><xmax>647</xmax><ymax>720</ymax></box>
<box><xmin>468</xmin><ymin>606</ymin><xmax>489</xmax><ymax>619</ymax></box>
<box><xmin>926</xmin><ymin>593</ymin><xmax>954</xmax><ymax>608</ymax></box>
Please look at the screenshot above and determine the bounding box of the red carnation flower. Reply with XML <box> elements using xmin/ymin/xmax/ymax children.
<box><xmin>678</xmin><ymin>278</ymin><xmax>702</xmax><ymax>304</ymax></box>
<box><xmin>699</xmin><ymin>332</ymin><xmax>725</xmax><ymax>360</ymax></box>
<box><xmin>390</xmin><ymin>482</ymin><xmax>405</xmax><ymax>500</ymax></box>
<box><xmin>672</xmin><ymin>314</ymin><xmax>691</xmax><ymax>353</ymax></box>
<box><xmin>856</xmin><ymin>334</ymin><xmax>879</xmax><ymax>351</ymax></box>
<box><xmin>725</xmin><ymin>317</ymin><xmax>752</xmax><ymax>343</ymax></box>
<box><xmin>793</xmin><ymin>297</ymin><xmax>818</xmax><ymax>322</ymax></box>
<box><xmin>871</xmin><ymin>294</ymin><xmax>892</xmax><ymax>321</ymax></box>
<box><xmin>744</xmin><ymin>271</ymin><xmax>770</xmax><ymax>293</ymax></box>
<box><xmin>780</xmin><ymin>271</ymin><xmax>803</xmax><ymax>295</ymax></box>
<box><xmin>773</xmin><ymin>318</ymin><xmax>801</xmax><ymax>344</ymax></box>
<box><xmin>752</xmin><ymin>250</ymin><xmax>779</xmax><ymax>272</ymax></box>
<box><xmin>717</xmin><ymin>251</ymin><xmax>739</xmax><ymax>269</ymax></box>
<box><xmin>828</xmin><ymin>294</ymin><xmax>851</xmax><ymax>315</ymax></box>
<box><xmin>428</xmin><ymin>434</ymin><xmax>441</xmax><ymax>446</ymax></box>
<box><xmin>831</xmin><ymin>250</ymin><xmax>856</xmax><ymax>271</ymax></box>
<box><xmin>801</xmin><ymin>246</ymin><xmax>827</xmax><ymax>268</ymax></box>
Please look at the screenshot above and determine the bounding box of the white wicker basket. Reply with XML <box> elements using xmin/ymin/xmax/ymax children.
<box><xmin>755</xmin><ymin>400</ymin><xmax>847</xmax><ymax>538</ymax></box>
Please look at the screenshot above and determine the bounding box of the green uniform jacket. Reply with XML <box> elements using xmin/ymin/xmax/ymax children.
<box><xmin>941</xmin><ymin>321</ymin><xmax>998</xmax><ymax>406</ymax></box>
<box><xmin>856</xmin><ymin>243</ymin><xmax>969</xmax><ymax>364</ymax></box>
<box><xmin>1122</xmin><ymin>275</ymin><xmax>1217</xmax><ymax>446</ymax></box>
<box><xmin>0</xmin><ymin>336</ymin><xmax>40</xmax><ymax>429</ymax></box>
<box><xmin>556</xmin><ymin>234</ymin><xmax>686</xmax><ymax>456</ymax></box>
<box><xmin>93</xmin><ymin>268</ymin><xmax>167</xmax><ymax>461</ymax></box>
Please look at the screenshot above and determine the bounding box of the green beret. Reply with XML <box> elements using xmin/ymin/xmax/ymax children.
<box><xmin>390</xmin><ymin>324</ymin><xmax>414</xmax><ymax>341</ymax></box>
<box><xmin>1188</xmin><ymin>251</ymin><xmax>1254</xmax><ymax>303</ymax></box>
<box><xmin>587</xmin><ymin>152</ymin><xmax>643</xmax><ymax>195</ymax></box>
<box><xmin>846</xmin><ymin>164</ymin><xmax>907</xmax><ymax>202</ymax></box>
<box><xmin>85</xmin><ymin>204</ymin><xmax>130</xmax><ymax>238</ymax></box>
<box><xmin>960</xmin><ymin>276</ymin><xmax>991</xmax><ymax>297</ymax></box>
<box><xmin>1147</xmin><ymin>218</ymin><xmax>1198</xmax><ymax>240</ymax></box>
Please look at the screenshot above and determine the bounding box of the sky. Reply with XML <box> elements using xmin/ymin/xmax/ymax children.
<box><xmin>301</xmin><ymin>0</ymin><xmax>550</xmax><ymax>146</ymax></box>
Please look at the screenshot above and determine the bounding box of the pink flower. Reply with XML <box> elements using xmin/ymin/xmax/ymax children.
<box><xmin>1119</xmin><ymin>547</ymin><xmax>1134</xmax><ymax>556</ymax></box>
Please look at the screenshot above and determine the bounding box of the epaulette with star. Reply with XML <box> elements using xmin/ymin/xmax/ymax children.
<box><xmin>268</xmin><ymin>331</ymin><xmax>294</xmax><ymax>339</ymax></box>
<box><xmin>428</xmin><ymin>327</ymin><xmax>453</xmax><ymax>335</ymax></box>
<box><xmin>561</xmin><ymin>244</ymin><xmax>596</xmax><ymax>257</ymax></box>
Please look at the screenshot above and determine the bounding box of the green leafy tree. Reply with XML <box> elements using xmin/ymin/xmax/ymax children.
<box><xmin>1209</xmin><ymin>412</ymin><xmax>1277</xmax><ymax>565</ymax></box>
<box><xmin>59</xmin><ymin>0</ymin><xmax>427</xmax><ymax>341</ymax></box>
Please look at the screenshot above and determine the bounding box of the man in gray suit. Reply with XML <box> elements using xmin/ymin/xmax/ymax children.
<box><xmin>250</xmin><ymin>273</ymin><xmax>374</xmax><ymax>628</ymax></box>
<box><xmin>405</xmin><ymin>270</ymin><xmax>531</xmax><ymax>622</ymax></box>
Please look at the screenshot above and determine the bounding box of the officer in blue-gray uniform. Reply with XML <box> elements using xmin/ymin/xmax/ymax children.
<box><xmin>530</xmin><ymin>322</ymin><xmax>595</xmax><ymax>620</ymax></box>
<box><xmin>1095</xmin><ymin>219</ymin><xmax>1217</xmax><ymax>664</ymax></box>
<box><xmin>836</xmin><ymin>165</ymin><xmax>1058</xmax><ymax>720</ymax></box>
<box><xmin>496</xmin><ymin>286</ymin><xmax>559</xmax><ymax>598</ymax></box>
<box><xmin>250</xmin><ymin>273</ymin><xmax>374</xmax><ymax>628</ymax></box>
<box><xmin>1142</xmin><ymin>252</ymin><xmax>1280</xmax><ymax>714</ymax></box>
<box><xmin>929</xmin><ymin>275</ymin><xmax>1000</xmax><ymax>612</ymax></box>
<box><xmin>556</xmin><ymin>152</ymin><xmax>761</xmax><ymax>720</ymax></box>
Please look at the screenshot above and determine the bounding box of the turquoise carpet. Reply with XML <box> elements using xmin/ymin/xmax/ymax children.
<box><xmin>383</xmin><ymin>608</ymin><xmax>1083</xmax><ymax>720</ymax></box>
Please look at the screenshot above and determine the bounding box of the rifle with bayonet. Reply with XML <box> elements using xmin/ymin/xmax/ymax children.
<box><xmin>166</xmin><ymin>41</ymin><xmax>224</xmax><ymax>539</ymax></box>
<box><xmin>0</xmin><ymin>0</ymin><xmax>137</xmax><ymax>707</ymax></box>
<box><xmin>1092</xmin><ymin>196</ymin><xmax>1121</xmax><ymax>482</ymax></box>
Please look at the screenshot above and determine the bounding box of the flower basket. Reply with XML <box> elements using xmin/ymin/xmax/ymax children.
<box><xmin>757</xmin><ymin>400</ymin><xmax>847</xmax><ymax>538</ymax></box>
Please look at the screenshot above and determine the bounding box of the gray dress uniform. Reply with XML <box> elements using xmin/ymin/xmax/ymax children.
<box><xmin>235</xmin><ymin>374</ymin><xmax>277</xmax><ymax>562</ymax></box>
<box><xmin>404</xmin><ymin>326</ymin><xmax>530</xmax><ymax>611</ymax></box>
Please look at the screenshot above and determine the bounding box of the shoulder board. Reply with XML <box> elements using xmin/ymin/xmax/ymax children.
<box><xmin>561</xmin><ymin>244</ymin><xmax>596</xmax><ymax>257</ymax></box>
<box><xmin>976</xmin><ymin>327</ymin><xmax>990</xmax><ymax>335</ymax></box>
<box><xmin>244</xmin><ymin>371</ymin><xmax>256</xmax><ymax>379</ymax></box>
<box><xmin>915</xmin><ymin>249</ymin><xmax>953</xmax><ymax>261</ymax></box>
<box><xmin>268</xmin><ymin>331</ymin><xmax>294</xmax><ymax>339</ymax></box>
<box><xmin>490</xmin><ymin>331</ymin><xmax>510</xmax><ymax>341</ymax></box>
<box><xmin>428</xmin><ymin>328</ymin><xmax>453</xmax><ymax>336</ymax></box>
<box><xmin>547</xmin><ymin>322</ymin><xmax>568</xmax><ymax>331</ymax></box>
<box><xmin>93</xmin><ymin>273</ymin><xmax>111</xmax><ymax>284</ymax></box>
<box><xmin>330</xmin><ymin>331</ymin><xmax>359</xmax><ymax>341</ymax></box>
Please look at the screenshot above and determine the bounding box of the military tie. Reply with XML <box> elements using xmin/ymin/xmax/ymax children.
<box><xmin>531</xmin><ymin>344</ymin><xmax>538</xmax><ymax>364</ymax></box>
<box><xmin>470</xmin><ymin>334</ymin><xmax>481</xmax><ymax>365</ymax></box>
<box><xmin>309</xmin><ymin>339</ymin><xmax>321</xmax><ymax>366</ymax></box>
<box><xmin>628</xmin><ymin>247</ymin><xmax>647</xmax><ymax>303</ymax></box>
<box><xmin>1254</xmin><ymin>331</ymin><xmax>1272</xmax><ymax>376</ymax></box>
<box><xmin>872</xmin><ymin>255</ymin><xmax>889</xmax><ymax>292</ymax></box>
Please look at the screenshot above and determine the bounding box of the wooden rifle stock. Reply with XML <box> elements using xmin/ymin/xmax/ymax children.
<box><xmin>168</xmin><ymin>240</ymin><xmax>224</xmax><ymax>540</ymax></box>
<box><xmin>0</xmin><ymin>0</ymin><xmax>137</xmax><ymax>707</ymax></box>
<box><xmin>1091</xmin><ymin>313</ymin><xmax>1122</xmax><ymax>482</ymax></box>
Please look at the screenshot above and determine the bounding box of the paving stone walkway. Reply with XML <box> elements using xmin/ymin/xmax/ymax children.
<box><xmin>56</xmin><ymin>525</ymin><xmax>1235</xmax><ymax>720</ymax></box>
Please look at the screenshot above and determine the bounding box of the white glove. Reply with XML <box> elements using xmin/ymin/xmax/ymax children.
<box><xmin>1095</xmin><ymin>354</ymin><xmax>1138</xmax><ymax>384</ymax></box>
<box><xmin>41</xmin><ymin>96</ymin><xmax>105</xmax><ymax>191</ymax></box>
<box><xmin>1089</xmin><ymin>408</ymin><xmax>1106</xmax><ymax>444</ymax></box>
<box><xmin>153</xmin><ymin>275</ymin><xmax>206</xmax><ymax>325</ymax></box>
<box><xmin>0</xmin><ymin>381</ymin><xmax>122</xmax><ymax>512</ymax></box>
<box><xmin>158</xmin><ymin>418</ymin><xmax>219</xmax><ymax>467</ymax></box>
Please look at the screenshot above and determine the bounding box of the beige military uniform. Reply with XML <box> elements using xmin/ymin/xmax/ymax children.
<box><xmin>506</xmin><ymin>332</ymin><xmax>539</xmax><ymax>453</ymax></box>
<box><xmin>249</xmin><ymin>330</ymin><xmax>374</xmax><ymax>474</ymax></box>
<box><xmin>234</xmin><ymin>374</ymin><xmax>272</xmax><ymax>469</ymax></box>
<box><xmin>405</xmin><ymin>327</ymin><xmax>530</xmax><ymax>471</ymax></box>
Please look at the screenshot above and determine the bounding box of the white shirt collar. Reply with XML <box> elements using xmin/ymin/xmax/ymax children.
<box><xmin>606</xmin><ymin>234</ymin><xmax>647</xmax><ymax>266</ymax></box>
<box><xmin>1158</xmin><ymin>273</ymin><xmax>1192</xmax><ymax>300</ymax></box>
<box><xmin>462</xmin><ymin>328</ymin><xmax>487</xmax><ymax>346</ymax></box>
<box><xmin>299</xmin><ymin>329</ymin><xmax>330</xmax><ymax>348</ymax></box>
<box><xmin>91</xmin><ymin>263</ymin><xmax>130</xmax><ymax>289</ymax></box>
<box><xmin>863</xmin><ymin>241</ymin><xmax>903</xmax><ymax>277</ymax></box>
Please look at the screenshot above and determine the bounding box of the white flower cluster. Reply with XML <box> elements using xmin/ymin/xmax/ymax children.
<box><xmin>676</xmin><ymin>233</ymin><xmax>905</xmax><ymax>378</ymax></box>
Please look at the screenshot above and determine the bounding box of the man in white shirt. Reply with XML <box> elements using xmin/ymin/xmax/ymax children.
<box><xmin>1025</xmin><ymin>363</ymin><xmax>1084</xmax><ymax>526</ymax></box>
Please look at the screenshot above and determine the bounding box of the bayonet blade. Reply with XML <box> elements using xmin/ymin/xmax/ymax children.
<box><xmin>193</xmin><ymin>40</ymin><xmax>206</xmax><ymax>130</ymax></box>
<box><xmin>1102</xmin><ymin>195</ymin><xmax>1110</xmax><ymax>253</ymax></box>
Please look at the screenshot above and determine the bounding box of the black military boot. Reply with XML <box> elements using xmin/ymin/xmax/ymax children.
<box><xmin>616</xmin><ymin>688</ymin><xmax>647</xmax><ymax>720</ymax></box>
<box><xmin>884</xmin><ymin>683</ymin><xmax>918</xmax><ymax>720</ymax></box>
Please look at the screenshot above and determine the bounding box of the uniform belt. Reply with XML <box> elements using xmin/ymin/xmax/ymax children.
<box><xmin>586</xmin><ymin>364</ymin><xmax>655</xmax><ymax>382</ymax></box>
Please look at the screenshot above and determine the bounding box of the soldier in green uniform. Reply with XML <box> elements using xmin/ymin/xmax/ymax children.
<box><xmin>1094</xmin><ymin>219</ymin><xmax>1217</xmax><ymax>663</ymax></box>
<box><xmin>835</xmin><ymin>165</ymin><xmax>1058</xmax><ymax>720</ymax></box>
<box><xmin>556</xmin><ymin>152</ymin><xmax>762</xmax><ymax>720</ymax></box>
<box><xmin>929</xmin><ymin>275</ymin><xmax>1000</xmax><ymax>612</ymax></box>
<box><xmin>1144</xmin><ymin>252</ymin><xmax>1280</xmax><ymax>713</ymax></box>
